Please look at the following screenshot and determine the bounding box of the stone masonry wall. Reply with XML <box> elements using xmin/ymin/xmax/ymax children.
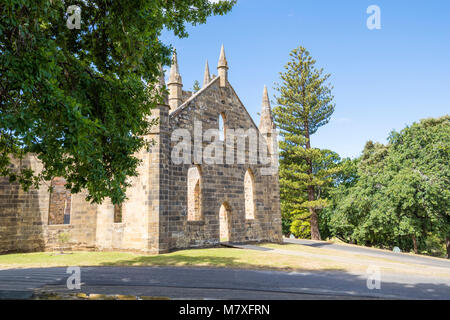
<box><xmin>0</xmin><ymin>74</ymin><xmax>282</xmax><ymax>255</ymax></box>
<box><xmin>94</xmin><ymin>104</ymin><xmax>171</xmax><ymax>254</ymax></box>
<box><xmin>167</xmin><ymin>77</ymin><xmax>282</xmax><ymax>250</ymax></box>
<box><xmin>0</xmin><ymin>156</ymin><xmax>98</xmax><ymax>253</ymax></box>
<box><xmin>95</xmin><ymin>146</ymin><xmax>151</xmax><ymax>252</ymax></box>
<box><xmin>0</xmin><ymin>156</ymin><xmax>48</xmax><ymax>253</ymax></box>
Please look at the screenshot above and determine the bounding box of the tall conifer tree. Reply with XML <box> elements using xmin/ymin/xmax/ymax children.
<box><xmin>273</xmin><ymin>46</ymin><xmax>336</xmax><ymax>240</ymax></box>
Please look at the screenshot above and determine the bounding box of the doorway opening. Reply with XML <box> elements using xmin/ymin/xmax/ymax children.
<box><xmin>219</xmin><ymin>202</ymin><xmax>231</xmax><ymax>243</ymax></box>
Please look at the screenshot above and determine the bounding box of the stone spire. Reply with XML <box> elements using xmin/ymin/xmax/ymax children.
<box><xmin>217</xmin><ymin>44</ymin><xmax>228</xmax><ymax>87</ymax></box>
<box><xmin>169</xmin><ymin>49</ymin><xmax>182</xmax><ymax>84</ymax></box>
<box><xmin>148</xmin><ymin>65</ymin><xmax>169</xmax><ymax>135</ymax></box>
<box><xmin>167</xmin><ymin>49</ymin><xmax>183</xmax><ymax>111</ymax></box>
<box><xmin>259</xmin><ymin>85</ymin><xmax>275</xmax><ymax>135</ymax></box>
<box><xmin>203</xmin><ymin>60</ymin><xmax>211</xmax><ymax>87</ymax></box>
<box><xmin>157</xmin><ymin>65</ymin><xmax>168</xmax><ymax>106</ymax></box>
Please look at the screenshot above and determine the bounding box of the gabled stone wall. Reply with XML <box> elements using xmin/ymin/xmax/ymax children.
<box><xmin>166</xmin><ymin>77</ymin><xmax>282</xmax><ymax>250</ymax></box>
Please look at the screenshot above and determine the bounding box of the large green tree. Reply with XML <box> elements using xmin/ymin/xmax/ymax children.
<box><xmin>273</xmin><ymin>46</ymin><xmax>336</xmax><ymax>240</ymax></box>
<box><xmin>319</xmin><ymin>156</ymin><xmax>359</xmax><ymax>240</ymax></box>
<box><xmin>328</xmin><ymin>141</ymin><xmax>396</xmax><ymax>247</ymax></box>
<box><xmin>0</xmin><ymin>0</ymin><xmax>235</xmax><ymax>204</ymax></box>
<box><xmin>387</xmin><ymin>116</ymin><xmax>449</xmax><ymax>256</ymax></box>
<box><xmin>329</xmin><ymin>116</ymin><xmax>450</xmax><ymax>257</ymax></box>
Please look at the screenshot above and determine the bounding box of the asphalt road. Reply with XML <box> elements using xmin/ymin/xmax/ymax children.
<box><xmin>0</xmin><ymin>266</ymin><xmax>449</xmax><ymax>300</ymax></box>
<box><xmin>284</xmin><ymin>238</ymin><xmax>450</xmax><ymax>269</ymax></box>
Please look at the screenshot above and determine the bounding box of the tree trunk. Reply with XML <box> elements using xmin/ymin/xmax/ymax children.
<box><xmin>446</xmin><ymin>237</ymin><xmax>450</xmax><ymax>259</ymax></box>
<box><xmin>309</xmin><ymin>207</ymin><xmax>321</xmax><ymax>240</ymax></box>
<box><xmin>305</xmin><ymin>125</ymin><xmax>321</xmax><ymax>241</ymax></box>
<box><xmin>412</xmin><ymin>235</ymin><xmax>418</xmax><ymax>254</ymax></box>
<box><xmin>308</xmin><ymin>181</ymin><xmax>321</xmax><ymax>240</ymax></box>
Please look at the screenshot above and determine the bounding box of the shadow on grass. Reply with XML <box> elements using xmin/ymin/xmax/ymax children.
<box><xmin>99</xmin><ymin>250</ymin><xmax>347</xmax><ymax>273</ymax></box>
<box><xmin>101</xmin><ymin>254</ymin><xmax>237</xmax><ymax>267</ymax></box>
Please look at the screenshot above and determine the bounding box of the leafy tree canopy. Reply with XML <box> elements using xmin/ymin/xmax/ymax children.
<box><xmin>0</xmin><ymin>0</ymin><xmax>235</xmax><ymax>204</ymax></box>
<box><xmin>327</xmin><ymin>116</ymin><xmax>449</xmax><ymax>257</ymax></box>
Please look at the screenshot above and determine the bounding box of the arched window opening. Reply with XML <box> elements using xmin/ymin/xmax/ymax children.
<box><xmin>244</xmin><ymin>169</ymin><xmax>255</xmax><ymax>220</ymax></box>
<box><xmin>48</xmin><ymin>177</ymin><xmax>71</xmax><ymax>225</ymax></box>
<box><xmin>219</xmin><ymin>202</ymin><xmax>231</xmax><ymax>242</ymax></box>
<box><xmin>187</xmin><ymin>166</ymin><xmax>202</xmax><ymax>221</ymax></box>
<box><xmin>219</xmin><ymin>113</ymin><xmax>226</xmax><ymax>141</ymax></box>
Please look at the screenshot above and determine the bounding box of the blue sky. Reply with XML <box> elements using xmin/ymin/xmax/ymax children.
<box><xmin>162</xmin><ymin>0</ymin><xmax>450</xmax><ymax>158</ymax></box>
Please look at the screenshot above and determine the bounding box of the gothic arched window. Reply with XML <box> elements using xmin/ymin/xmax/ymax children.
<box><xmin>244</xmin><ymin>169</ymin><xmax>255</xmax><ymax>220</ymax></box>
<box><xmin>187</xmin><ymin>165</ymin><xmax>202</xmax><ymax>221</ymax></box>
<box><xmin>219</xmin><ymin>113</ymin><xmax>226</xmax><ymax>141</ymax></box>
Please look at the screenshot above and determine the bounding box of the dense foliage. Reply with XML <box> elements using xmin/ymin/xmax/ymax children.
<box><xmin>322</xmin><ymin>116</ymin><xmax>450</xmax><ymax>257</ymax></box>
<box><xmin>282</xmin><ymin>149</ymin><xmax>343</xmax><ymax>239</ymax></box>
<box><xmin>0</xmin><ymin>0</ymin><xmax>235</xmax><ymax>204</ymax></box>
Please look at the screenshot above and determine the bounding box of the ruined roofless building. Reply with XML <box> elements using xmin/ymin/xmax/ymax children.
<box><xmin>0</xmin><ymin>45</ymin><xmax>282</xmax><ymax>254</ymax></box>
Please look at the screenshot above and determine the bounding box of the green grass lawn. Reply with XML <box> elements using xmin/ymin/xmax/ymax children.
<box><xmin>1</xmin><ymin>245</ymin><xmax>448</xmax><ymax>277</ymax></box>
<box><xmin>0</xmin><ymin>247</ymin><xmax>345</xmax><ymax>272</ymax></box>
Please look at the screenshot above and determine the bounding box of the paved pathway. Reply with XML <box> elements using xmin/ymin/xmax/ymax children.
<box><xmin>283</xmin><ymin>238</ymin><xmax>450</xmax><ymax>269</ymax></box>
<box><xmin>224</xmin><ymin>242</ymin><xmax>450</xmax><ymax>277</ymax></box>
<box><xmin>0</xmin><ymin>268</ymin><xmax>67</xmax><ymax>299</ymax></box>
<box><xmin>0</xmin><ymin>265</ymin><xmax>449</xmax><ymax>300</ymax></box>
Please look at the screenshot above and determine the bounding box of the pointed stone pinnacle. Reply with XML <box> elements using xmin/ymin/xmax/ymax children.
<box><xmin>157</xmin><ymin>66</ymin><xmax>168</xmax><ymax>105</ymax></box>
<box><xmin>203</xmin><ymin>60</ymin><xmax>211</xmax><ymax>87</ymax></box>
<box><xmin>169</xmin><ymin>49</ymin><xmax>182</xmax><ymax>84</ymax></box>
<box><xmin>158</xmin><ymin>65</ymin><xmax>166</xmax><ymax>88</ymax></box>
<box><xmin>218</xmin><ymin>44</ymin><xmax>228</xmax><ymax>69</ymax></box>
<box><xmin>262</xmin><ymin>85</ymin><xmax>270</xmax><ymax>109</ymax></box>
<box><xmin>259</xmin><ymin>85</ymin><xmax>274</xmax><ymax>133</ymax></box>
<box><xmin>167</xmin><ymin>49</ymin><xmax>183</xmax><ymax>110</ymax></box>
